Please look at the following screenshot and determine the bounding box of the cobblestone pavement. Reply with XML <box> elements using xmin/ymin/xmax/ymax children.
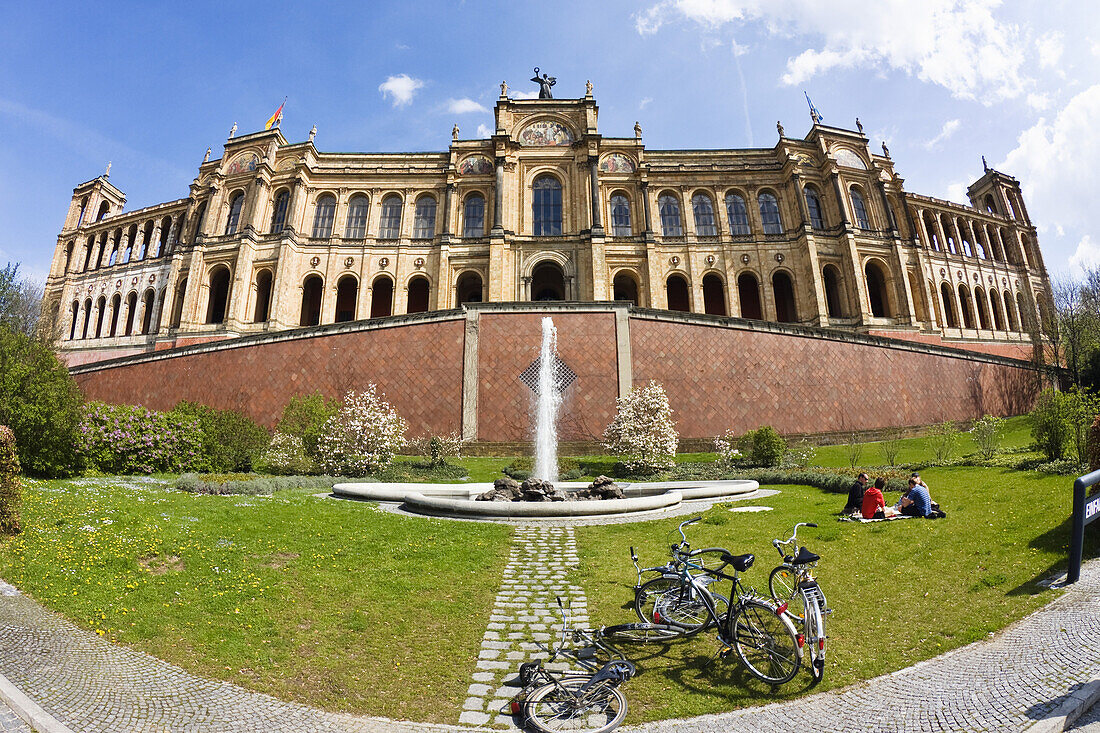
<box><xmin>459</xmin><ymin>525</ymin><xmax>586</xmax><ymax>728</ymax></box>
<box><xmin>0</xmin><ymin>703</ymin><xmax>31</xmax><ymax>733</ymax></box>
<box><xmin>0</xmin><ymin>534</ymin><xmax>1097</xmax><ymax>732</ymax></box>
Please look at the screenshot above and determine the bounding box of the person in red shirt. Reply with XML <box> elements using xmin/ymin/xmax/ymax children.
<box><xmin>862</xmin><ymin>477</ymin><xmax>888</xmax><ymax>519</ymax></box>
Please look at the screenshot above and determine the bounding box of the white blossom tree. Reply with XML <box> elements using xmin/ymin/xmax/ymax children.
<box><xmin>603</xmin><ymin>381</ymin><xmax>678</xmax><ymax>472</ymax></box>
<box><xmin>315</xmin><ymin>386</ymin><xmax>407</xmax><ymax>476</ymax></box>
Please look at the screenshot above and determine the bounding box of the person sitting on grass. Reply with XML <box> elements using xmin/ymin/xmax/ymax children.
<box><xmin>862</xmin><ymin>477</ymin><xmax>889</xmax><ymax>519</ymax></box>
<box><xmin>843</xmin><ymin>472</ymin><xmax>869</xmax><ymax>515</ymax></box>
<box><xmin>897</xmin><ymin>476</ymin><xmax>933</xmax><ymax>517</ymax></box>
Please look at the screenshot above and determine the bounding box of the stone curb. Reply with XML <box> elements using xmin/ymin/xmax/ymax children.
<box><xmin>0</xmin><ymin>669</ymin><xmax>75</xmax><ymax>733</ymax></box>
<box><xmin>1022</xmin><ymin>673</ymin><xmax>1100</xmax><ymax>733</ymax></box>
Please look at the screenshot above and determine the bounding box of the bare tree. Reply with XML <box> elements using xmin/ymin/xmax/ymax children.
<box><xmin>0</xmin><ymin>263</ymin><xmax>43</xmax><ymax>339</ymax></box>
<box><xmin>1051</xmin><ymin>269</ymin><xmax>1100</xmax><ymax>388</ymax></box>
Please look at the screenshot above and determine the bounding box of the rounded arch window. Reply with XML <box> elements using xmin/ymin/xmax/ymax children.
<box><xmin>804</xmin><ymin>186</ymin><xmax>825</xmax><ymax>229</ymax></box>
<box><xmin>225</xmin><ymin>192</ymin><xmax>244</xmax><ymax>235</ymax></box>
<box><xmin>702</xmin><ymin>273</ymin><xmax>726</xmax><ymax>315</ymax></box>
<box><xmin>612</xmin><ymin>271</ymin><xmax>640</xmax><ymax>305</ymax></box>
<box><xmin>609</xmin><ymin>193</ymin><xmax>632</xmax><ymax>236</ymax></box>
<box><xmin>758</xmin><ymin>192</ymin><xmax>782</xmax><ymax>234</ymax></box>
<box><xmin>300</xmin><ymin>275</ymin><xmax>324</xmax><ymax>326</ymax></box>
<box><xmin>532</xmin><ymin>175</ymin><xmax>562</xmax><ymax>236</ymax></box>
<box><xmin>957</xmin><ymin>284</ymin><xmax>974</xmax><ymax>328</ymax></box>
<box><xmin>665</xmin><ymin>273</ymin><xmax>690</xmax><ymax>312</ymax></box>
<box><xmin>335</xmin><ymin>275</ymin><xmax>358</xmax><ymax>322</ymax></box>
<box><xmin>270</xmin><ymin>190</ymin><xmax>290</xmax><ymax>234</ymax></box>
<box><xmin>865</xmin><ymin>261</ymin><xmax>890</xmax><ymax>317</ymax></box>
<box><xmin>370</xmin><ymin>276</ymin><xmax>394</xmax><ymax>318</ymax></box>
<box><xmin>206</xmin><ymin>266</ymin><xmax>232</xmax><ymax>324</ymax></box>
<box><xmin>737</xmin><ymin>272</ymin><xmax>762</xmax><ymax>320</ymax></box>
<box><xmin>823</xmin><ymin>264</ymin><xmax>844</xmax><ymax>318</ymax></box>
<box><xmin>345</xmin><ymin>195</ymin><xmax>369</xmax><ymax>239</ymax></box>
<box><xmin>379</xmin><ymin>195</ymin><xmax>403</xmax><ymax>239</ymax></box>
<box><xmin>413</xmin><ymin>195</ymin><xmax>437</xmax><ymax>239</ymax></box>
<box><xmin>658</xmin><ymin>193</ymin><xmax>682</xmax><ymax>236</ymax></box>
<box><xmin>692</xmin><ymin>193</ymin><xmax>717</xmax><ymax>236</ymax></box>
<box><xmin>407</xmin><ymin>276</ymin><xmax>430</xmax><ymax>313</ymax></box>
<box><xmin>463</xmin><ymin>193</ymin><xmax>486</xmax><ymax>238</ymax></box>
<box><xmin>253</xmin><ymin>270</ymin><xmax>273</xmax><ymax>322</ymax></box>
<box><xmin>725</xmin><ymin>192</ymin><xmax>751</xmax><ymax>235</ymax></box>
<box><xmin>850</xmin><ymin>187</ymin><xmax>871</xmax><ymax>230</ymax></box>
<box><xmin>456</xmin><ymin>271</ymin><xmax>483</xmax><ymax>305</ymax></box>
<box><xmin>312</xmin><ymin>194</ymin><xmax>337</xmax><ymax>238</ymax></box>
<box><xmin>772</xmin><ymin>270</ymin><xmax>798</xmax><ymax>322</ymax></box>
<box><xmin>531</xmin><ymin>261</ymin><xmax>566</xmax><ymax>301</ymax></box>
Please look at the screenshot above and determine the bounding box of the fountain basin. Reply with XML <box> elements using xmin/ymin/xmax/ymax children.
<box><xmin>331</xmin><ymin>479</ymin><xmax>760</xmax><ymax>519</ymax></box>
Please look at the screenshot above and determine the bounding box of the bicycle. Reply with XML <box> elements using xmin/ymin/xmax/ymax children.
<box><xmin>769</xmin><ymin>522</ymin><xmax>830</xmax><ymax>684</ymax></box>
<box><xmin>511</xmin><ymin>598</ymin><xmax>678</xmax><ymax>733</ymax></box>
<box><xmin>630</xmin><ymin>543</ymin><xmax>729</xmax><ymax>635</ymax></box>
<box><xmin>631</xmin><ymin>517</ymin><xmax>803</xmax><ymax>685</ymax></box>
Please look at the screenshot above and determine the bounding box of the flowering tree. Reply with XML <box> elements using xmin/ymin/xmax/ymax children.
<box><xmin>256</xmin><ymin>432</ymin><xmax>315</xmax><ymax>475</ymax></box>
<box><xmin>315</xmin><ymin>386</ymin><xmax>408</xmax><ymax>476</ymax></box>
<box><xmin>78</xmin><ymin>402</ymin><xmax>205</xmax><ymax>474</ymax></box>
<box><xmin>603</xmin><ymin>381</ymin><xmax>678</xmax><ymax>472</ymax></box>
<box><xmin>713</xmin><ymin>430</ymin><xmax>743</xmax><ymax>472</ymax></box>
<box><xmin>0</xmin><ymin>425</ymin><xmax>21</xmax><ymax>535</ymax></box>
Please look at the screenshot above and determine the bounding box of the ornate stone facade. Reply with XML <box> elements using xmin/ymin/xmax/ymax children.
<box><xmin>44</xmin><ymin>89</ymin><xmax>1050</xmax><ymax>365</ymax></box>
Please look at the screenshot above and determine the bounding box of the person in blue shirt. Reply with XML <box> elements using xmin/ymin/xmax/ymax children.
<box><xmin>897</xmin><ymin>475</ymin><xmax>933</xmax><ymax>517</ymax></box>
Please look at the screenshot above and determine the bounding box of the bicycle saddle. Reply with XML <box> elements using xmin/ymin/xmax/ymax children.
<box><xmin>791</xmin><ymin>546</ymin><xmax>819</xmax><ymax>565</ymax></box>
<box><xmin>720</xmin><ymin>552</ymin><xmax>754</xmax><ymax>571</ymax></box>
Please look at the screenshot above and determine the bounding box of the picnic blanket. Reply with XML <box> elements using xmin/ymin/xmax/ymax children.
<box><xmin>837</xmin><ymin>513</ymin><xmax>918</xmax><ymax>523</ymax></box>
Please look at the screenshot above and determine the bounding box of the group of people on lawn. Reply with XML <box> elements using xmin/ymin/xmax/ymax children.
<box><xmin>843</xmin><ymin>472</ymin><xmax>940</xmax><ymax>519</ymax></box>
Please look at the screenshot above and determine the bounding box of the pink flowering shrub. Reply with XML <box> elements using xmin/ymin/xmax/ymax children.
<box><xmin>255</xmin><ymin>432</ymin><xmax>315</xmax><ymax>475</ymax></box>
<box><xmin>315</xmin><ymin>387</ymin><xmax>408</xmax><ymax>476</ymax></box>
<box><xmin>78</xmin><ymin>402</ymin><xmax>205</xmax><ymax>474</ymax></box>
<box><xmin>603</xmin><ymin>381</ymin><xmax>679</xmax><ymax>472</ymax></box>
<box><xmin>0</xmin><ymin>425</ymin><xmax>21</xmax><ymax>534</ymax></box>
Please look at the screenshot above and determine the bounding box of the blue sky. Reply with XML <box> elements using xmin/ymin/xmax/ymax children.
<box><xmin>1</xmin><ymin>1</ymin><xmax>1097</xmax><ymax>283</ymax></box>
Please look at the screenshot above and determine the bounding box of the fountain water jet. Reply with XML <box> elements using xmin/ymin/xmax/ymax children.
<box><xmin>533</xmin><ymin>317</ymin><xmax>562</xmax><ymax>482</ymax></box>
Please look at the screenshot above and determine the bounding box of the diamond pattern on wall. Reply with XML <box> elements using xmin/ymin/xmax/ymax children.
<box><xmin>518</xmin><ymin>355</ymin><xmax>577</xmax><ymax>394</ymax></box>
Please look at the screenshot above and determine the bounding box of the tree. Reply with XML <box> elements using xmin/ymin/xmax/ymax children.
<box><xmin>315</xmin><ymin>387</ymin><xmax>408</xmax><ymax>476</ymax></box>
<box><xmin>0</xmin><ymin>263</ymin><xmax>43</xmax><ymax>339</ymax></box>
<box><xmin>1051</xmin><ymin>272</ymin><xmax>1100</xmax><ymax>388</ymax></box>
<box><xmin>603</xmin><ymin>381</ymin><xmax>679</xmax><ymax>473</ymax></box>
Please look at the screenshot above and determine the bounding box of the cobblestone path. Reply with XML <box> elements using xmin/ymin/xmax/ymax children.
<box><xmin>0</xmin><ymin>703</ymin><xmax>30</xmax><ymax>733</ymax></box>
<box><xmin>459</xmin><ymin>525</ymin><xmax>585</xmax><ymax>729</ymax></box>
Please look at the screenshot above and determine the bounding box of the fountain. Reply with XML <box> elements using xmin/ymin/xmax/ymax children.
<box><xmin>532</xmin><ymin>317</ymin><xmax>562</xmax><ymax>482</ymax></box>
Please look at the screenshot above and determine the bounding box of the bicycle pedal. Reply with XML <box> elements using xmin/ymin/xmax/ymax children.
<box><xmin>718</xmin><ymin>645</ymin><xmax>733</xmax><ymax>659</ymax></box>
<box><xmin>824</xmin><ymin>608</ymin><xmax>834</xmax><ymax>616</ymax></box>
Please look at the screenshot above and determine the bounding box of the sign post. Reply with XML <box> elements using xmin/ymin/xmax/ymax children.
<box><xmin>1068</xmin><ymin>468</ymin><xmax>1100</xmax><ymax>585</ymax></box>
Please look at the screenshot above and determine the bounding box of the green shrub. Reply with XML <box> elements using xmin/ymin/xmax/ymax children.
<box><xmin>713</xmin><ymin>466</ymin><xmax>908</xmax><ymax>495</ymax></box>
<box><xmin>1088</xmin><ymin>414</ymin><xmax>1100</xmax><ymax>472</ymax></box>
<box><xmin>879</xmin><ymin>429</ymin><xmax>903</xmax><ymax>466</ymax></box>
<box><xmin>78</xmin><ymin>402</ymin><xmax>205</xmax><ymax>474</ymax></box>
<box><xmin>970</xmin><ymin>415</ymin><xmax>1005</xmax><ymax>460</ymax></box>
<box><xmin>0</xmin><ymin>425</ymin><xmax>22</xmax><ymax>534</ymax></box>
<box><xmin>277</xmin><ymin>392</ymin><xmax>339</xmax><ymax>460</ymax></box>
<box><xmin>1030</xmin><ymin>389</ymin><xmax>1073</xmax><ymax>462</ymax></box>
<box><xmin>738</xmin><ymin>426</ymin><xmax>787</xmax><ymax>467</ymax></box>
<box><xmin>254</xmin><ymin>432</ymin><xmax>315</xmax><ymax>475</ymax></box>
<box><xmin>170</xmin><ymin>401</ymin><xmax>270</xmax><ymax>472</ymax></box>
<box><xmin>928</xmin><ymin>421</ymin><xmax>960</xmax><ymax>462</ymax></box>
<box><xmin>174</xmin><ymin>472</ymin><xmax>339</xmax><ymax>495</ymax></box>
<box><xmin>0</xmin><ymin>327</ymin><xmax>83</xmax><ymax>477</ymax></box>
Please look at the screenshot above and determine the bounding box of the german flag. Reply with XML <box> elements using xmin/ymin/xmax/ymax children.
<box><xmin>264</xmin><ymin>98</ymin><xmax>286</xmax><ymax>130</ymax></box>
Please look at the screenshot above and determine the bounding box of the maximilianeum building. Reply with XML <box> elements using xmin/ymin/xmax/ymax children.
<box><xmin>45</xmin><ymin>84</ymin><xmax>1051</xmax><ymax>367</ymax></box>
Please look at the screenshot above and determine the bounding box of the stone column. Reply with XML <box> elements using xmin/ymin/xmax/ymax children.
<box><xmin>933</xmin><ymin>216</ymin><xmax>948</xmax><ymax>253</ymax></box>
<box><xmin>830</xmin><ymin>173</ymin><xmax>851</xmax><ymax>227</ymax></box>
<box><xmin>91</xmin><ymin>232</ymin><xmax>105</xmax><ymax>270</ymax></box>
<box><xmin>588</xmin><ymin>156</ymin><xmax>603</xmax><ymax>235</ymax></box>
<box><xmin>640</xmin><ymin>182</ymin><xmax>654</xmax><ymax>241</ymax></box>
<box><xmin>442</xmin><ymin>183</ymin><xmax>455</xmax><ymax>237</ymax></box>
<box><xmin>492</xmin><ymin>158</ymin><xmax>504</xmax><ymax>233</ymax></box>
<box><xmin>165</xmin><ymin>217</ymin><xmax>180</xmax><ymax>256</ymax></box>
<box><xmin>791</xmin><ymin>174</ymin><xmax>810</xmax><ymax>228</ymax></box>
<box><xmin>877</xmin><ymin>182</ymin><xmax>898</xmax><ymax>234</ymax></box>
<box><xmin>150</xmin><ymin>223</ymin><xmax>163</xmax><ymax>258</ymax></box>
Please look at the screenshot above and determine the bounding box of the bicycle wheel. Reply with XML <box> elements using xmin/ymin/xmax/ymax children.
<box><xmin>602</xmin><ymin>622</ymin><xmax>683</xmax><ymax>644</ymax></box>
<box><xmin>729</xmin><ymin>599</ymin><xmax>802</xmax><ymax>685</ymax></box>
<box><xmin>768</xmin><ymin>566</ymin><xmax>805</xmax><ymax>621</ymax></box>
<box><xmin>524</xmin><ymin>677</ymin><xmax>627</xmax><ymax>733</ymax></box>
<box><xmin>633</xmin><ymin>576</ymin><xmax>725</xmax><ymax>636</ymax></box>
<box><xmin>804</xmin><ymin>599</ymin><xmax>825</xmax><ymax>685</ymax></box>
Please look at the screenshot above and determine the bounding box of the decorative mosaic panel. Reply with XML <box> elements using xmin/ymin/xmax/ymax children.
<box><xmin>518</xmin><ymin>120</ymin><xmax>574</xmax><ymax>147</ymax></box>
<box><xmin>225</xmin><ymin>152</ymin><xmax>259</xmax><ymax>175</ymax></box>
<box><xmin>834</xmin><ymin>148</ymin><xmax>867</xmax><ymax>170</ymax></box>
<box><xmin>458</xmin><ymin>155</ymin><xmax>494</xmax><ymax>175</ymax></box>
<box><xmin>598</xmin><ymin>153</ymin><xmax>636</xmax><ymax>173</ymax></box>
<box><xmin>518</xmin><ymin>355</ymin><xmax>577</xmax><ymax>394</ymax></box>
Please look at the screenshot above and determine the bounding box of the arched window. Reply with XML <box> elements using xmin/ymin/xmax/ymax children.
<box><xmin>370</xmin><ymin>276</ymin><xmax>394</xmax><ymax>317</ymax></box>
<box><xmin>225</xmin><ymin>192</ymin><xmax>244</xmax><ymax>235</ymax></box>
<box><xmin>155</xmin><ymin>217</ymin><xmax>171</xmax><ymax>257</ymax></box>
<box><xmin>82</xmin><ymin>298</ymin><xmax>92</xmax><ymax>339</ymax></box>
<box><xmin>939</xmin><ymin>283</ymin><xmax>957</xmax><ymax>328</ymax></box>
<box><xmin>990</xmin><ymin>291</ymin><xmax>1005</xmax><ymax>330</ymax></box>
<box><xmin>773</xmin><ymin>271</ymin><xmax>798</xmax><ymax>323</ymax></box>
<box><xmin>253</xmin><ymin>270</ymin><xmax>273</xmax><ymax>322</ymax></box>
<box><xmin>335</xmin><ymin>275</ymin><xmax>358</xmax><ymax>322</ymax></box>
<box><xmin>850</xmin><ymin>188</ymin><xmax>870</xmax><ymax>230</ymax></box>
<box><xmin>533</xmin><ymin>176</ymin><xmax>563</xmax><ymax>236</ymax></box>
<box><xmin>407</xmin><ymin>276</ymin><xmax>430</xmax><ymax>313</ymax></box>
<box><xmin>123</xmin><ymin>293</ymin><xmax>136</xmax><ymax>336</ymax></box>
<box><xmin>609</xmin><ymin>194</ymin><xmax>631</xmax><ymax>236</ymax></box>
<box><xmin>865</xmin><ymin>261</ymin><xmax>890</xmax><ymax>318</ymax></box>
<box><xmin>312</xmin><ymin>194</ymin><xmax>336</xmax><ymax>238</ymax></box>
<box><xmin>192</xmin><ymin>201</ymin><xmax>208</xmax><ymax>240</ymax></box>
<box><xmin>737</xmin><ymin>273</ymin><xmax>762</xmax><ymax>320</ymax></box>
<box><xmin>463</xmin><ymin>194</ymin><xmax>485</xmax><ymax>238</ymax></box>
<box><xmin>300</xmin><ymin>275</ymin><xmax>323</xmax><ymax>326</ymax></box>
<box><xmin>140</xmin><ymin>289</ymin><xmax>155</xmax><ymax>334</ymax></box>
<box><xmin>136</xmin><ymin>222</ymin><xmax>153</xmax><ymax>260</ymax></box>
<box><xmin>109</xmin><ymin>293</ymin><xmax>121</xmax><ymax>337</ymax></box>
<box><xmin>64</xmin><ymin>241</ymin><xmax>74</xmax><ymax>273</ymax></box>
<box><xmin>957</xmin><ymin>284</ymin><xmax>974</xmax><ymax>328</ymax></box>
<box><xmin>823</xmin><ymin>265</ymin><xmax>844</xmax><ymax>318</ymax></box>
<box><xmin>658</xmin><ymin>193</ymin><xmax>682</xmax><ymax>236</ymax></box>
<box><xmin>345</xmin><ymin>195</ymin><xmax>369</xmax><ymax>238</ymax></box>
<box><xmin>76</xmin><ymin>197</ymin><xmax>88</xmax><ymax>228</ymax></box>
<box><xmin>923</xmin><ymin>212</ymin><xmax>940</xmax><ymax>250</ymax></box>
<box><xmin>1017</xmin><ymin>292</ymin><xmax>1031</xmax><ymax>331</ymax></box>
<box><xmin>69</xmin><ymin>300</ymin><xmax>79</xmax><ymax>340</ymax></box>
<box><xmin>170</xmin><ymin>278</ymin><xmax>187</xmax><ymax>329</ymax></box>
<box><xmin>379</xmin><ymin>195</ymin><xmax>403</xmax><ymax>238</ymax></box>
<box><xmin>974</xmin><ymin>287</ymin><xmax>990</xmax><ymax>330</ymax></box>
<box><xmin>702</xmin><ymin>273</ymin><xmax>726</xmax><ymax>315</ymax></box>
<box><xmin>959</xmin><ymin>222</ymin><xmax>974</xmax><ymax>257</ymax></box>
<box><xmin>82</xmin><ymin>236</ymin><xmax>93</xmax><ymax>271</ymax></box>
<box><xmin>96</xmin><ymin>201</ymin><xmax>110</xmax><ymax>221</ymax></box>
<box><xmin>941</xmin><ymin>215</ymin><xmax>957</xmax><ymax>254</ymax></box>
<box><xmin>1003</xmin><ymin>292</ymin><xmax>1018</xmax><ymax>331</ymax></box>
<box><xmin>758</xmin><ymin>192</ymin><xmax>782</xmax><ymax>234</ymax></box>
<box><xmin>973</xmin><ymin>227</ymin><xmax>988</xmax><ymax>259</ymax></box>
<box><xmin>983</xmin><ymin>194</ymin><xmax>997</xmax><ymax>214</ymax></box>
<box><xmin>531</xmin><ymin>262</ymin><xmax>566</xmax><ymax>301</ymax></box>
<box><xmin>665</xmin><ymin>274</ymin><xmax>690</xmax><ymax>312</ymax></box>
<box><xmin>612</xmin><ymin>271</ymin><xmax>639</xmax><ymax>305</ymax></box>
<box><xmin>107</xmin><ymin>233</ymin><xmax>119</xmax><ymax>267</ymax></box>
<box><xmin>93</xmin><ymin>234</ymin><xmax>107</xmax><ymax>270</ymax></box>
<box><xmin>413</xmin><ymin>195</ymin><xmax>437</xmax><ymax>238</ymax></box>
<box><xmin>456</xmin><ymin>272</ymin><xmax>483</xmax><ymax>305</ymax></box>
<box><xmin>692</xmin><ymin>193</ymin><xmax>717</xmax><ymax>236</ymax></box>
<box><xmin>725</xmin><ymin>192</ymin><xmax>751</xmax><ymax>235</ymax></box>
<box><xmin>805</xmin><ymin>187</ymin><xmax>825</xmax><ymax>229</ymax></box>
<box><xmin>206</xmin><ymin>267</ymin><xmax>231</xmax><ymax>324</ymax></box>
<box><xmin>270</xmin><ymin>190</ymin><xmax>290</xmax><ymax>234</ymax></box>
<box><xmin>94</xmin><ymin>296</ymin><xmax>106</xmax><ymax>338</ymax></box>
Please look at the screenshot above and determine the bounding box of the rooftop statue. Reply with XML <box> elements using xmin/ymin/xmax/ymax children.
<box><xmin>530</xmin><ymin>67</ymin><xmax>556</xmax><ymax>99</ymax></box>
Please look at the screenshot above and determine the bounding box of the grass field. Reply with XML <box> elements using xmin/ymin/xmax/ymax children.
<box><xmin>0</xmin><ymin>415</ymin><xmax>1094</xmax><ymax>724</ymax></box>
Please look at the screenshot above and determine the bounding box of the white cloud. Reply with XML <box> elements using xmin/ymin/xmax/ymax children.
<box><xmin>635</xmin><ymin>0</ymin><xmax>1032</xmax><ymax>103</ymax></box>
<box><xmin>924</xmin><ymin>118</ymin><xmax>961</xmax><ymax>150</ymax></box>
<box><xmin>945</xmin><ymin>181</ymin><xmax>969</xmax><ymax>204</ymax></box>
<box><xmin>1036</xmin><ymin>31</ymin><xmax>1063</xmax><ymax>69</ymax></box>
<box><xmin>446</xmin><ymin>98</ymin><xmax>488</xmax><ymax>114</ymax></box>
<box><xmin>378</xmin><ymin>74</ymin><xmax>424</xmax><ymax>107</ymax></box>
<box><xmin>1069</xmin><ymin>235</ymin><xmax>1100</xmax><ymax>275</ymax></box>
<box><xmin>1027</xmin><ymin>92</ymin><xmax>1051</xmax><ymax>111</ymax></box>
<box><xmin>512</xmin><ymin>90</ymin><xmax>540</xmax><ymax>100</ymax></box>
<box><xmin>731</xmin><ymin>39</ymin><xmax>750</xmax><ymax>56</ymax></box>
<box><xmin>639</xmin><ymin>96</ymin><xmax>653</xmax><ymax>110</ymax></box>
<box><xmin>476</xmin><ymin>123</ymin><xmax>494</xmax><ymax>138</ymax></box>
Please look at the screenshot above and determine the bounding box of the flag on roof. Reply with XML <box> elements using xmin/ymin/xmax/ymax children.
<box><xmin>264</xmin><ymin>98</ymin><xmax>286</xmax><ymax>130</ymax></box>
<box><xmin>804</xmin><ymin>91</ymin><xmax>822</xmax><ymax>124</ymax></box>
